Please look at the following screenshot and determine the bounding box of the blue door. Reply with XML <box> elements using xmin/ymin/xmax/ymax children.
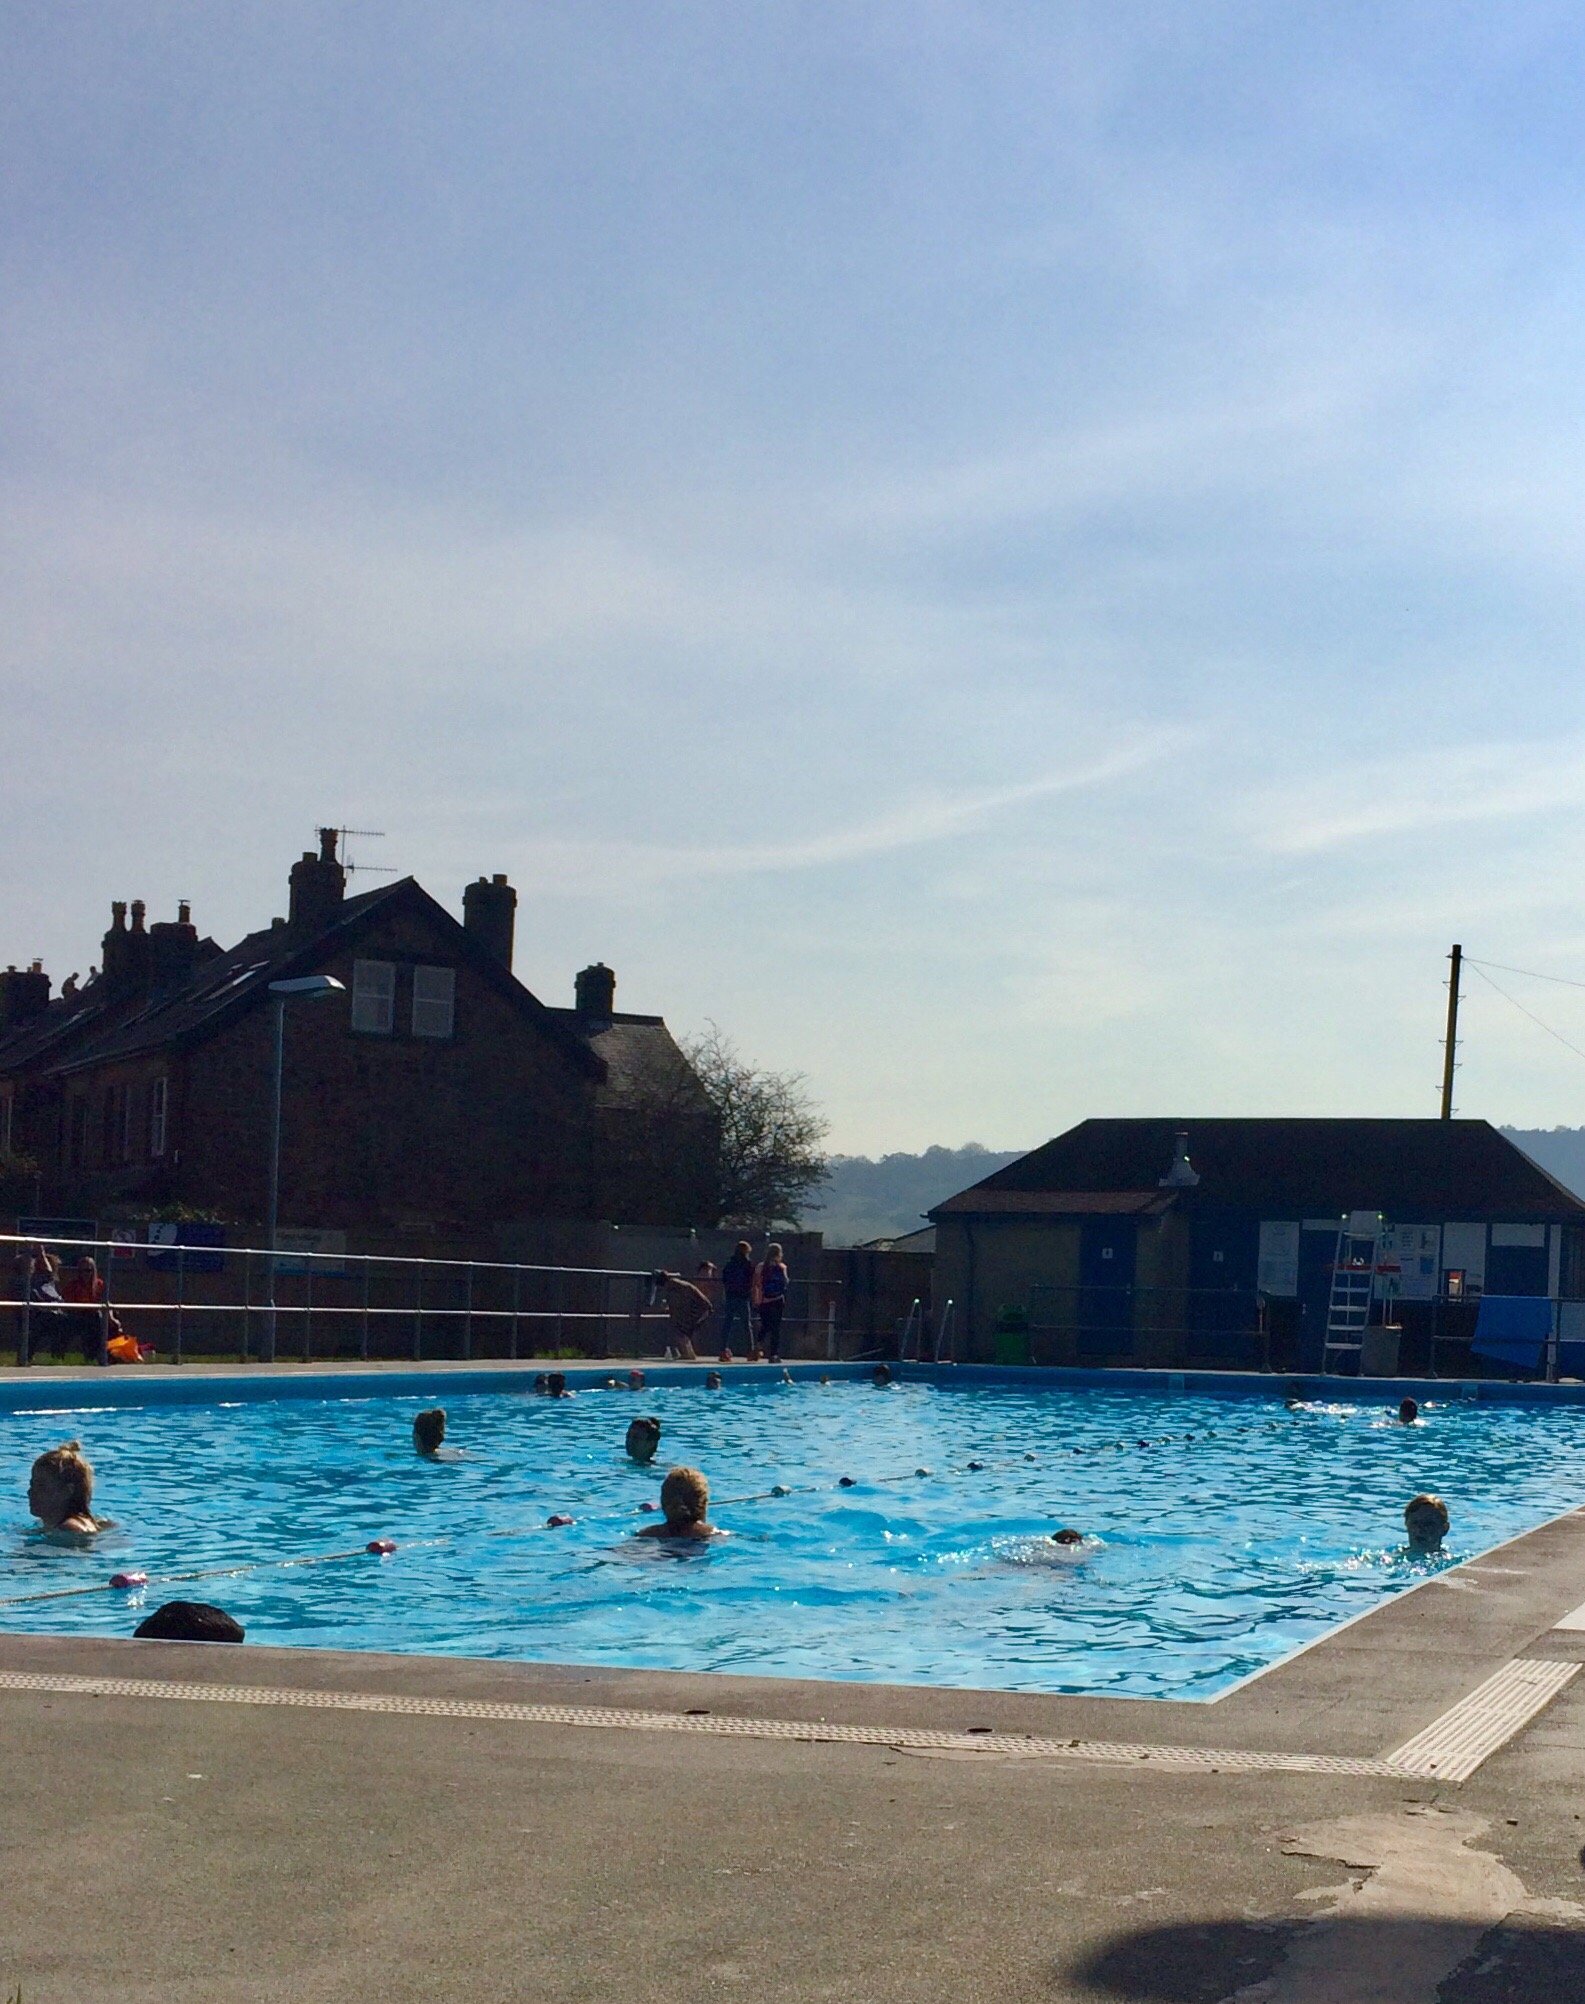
<box><xmin>1078</xmin><ymin>1221</ymin><xmax>1136</xmax><ymax>1358</ymax></box>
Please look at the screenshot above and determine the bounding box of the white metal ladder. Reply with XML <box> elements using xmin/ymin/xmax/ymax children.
<box><xmin>1322</xmin><ymin>1210</ymin><xmax>1381</xmax><ymax>1373</ymax></box>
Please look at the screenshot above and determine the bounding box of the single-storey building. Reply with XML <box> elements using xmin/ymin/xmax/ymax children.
<box><xmin>930</xmin><ymin>1117</ymin><xmax>1585</xmax><ymax>1373</ymax></box>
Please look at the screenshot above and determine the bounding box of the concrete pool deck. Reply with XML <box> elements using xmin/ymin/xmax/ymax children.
<box><xmin>5</xmin><ymin>1365</ymin><xmax>1585</xmax><ymax>1997</ymax></box>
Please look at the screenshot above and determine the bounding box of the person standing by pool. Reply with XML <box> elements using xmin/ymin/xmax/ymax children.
<box><xmin>650</xmin><ymin>1271</ymin><xmax>711</xmax><ymax>1361</ymax></box>
<box><xmin>636</xmin><ymin>1466</ymin><xmax>722</xmax><ymax>1541</ymax></box>
<box><xmin>755</xmin><ymin>1243</ymin><xmax>790</xmax><ymax>1363</ymax></box>
<box><xmin>28</xmin><ymin>1441</ymin><xmax>109</xmax><ymax>1540</ymax></box>
<box><xmin>719</xmin><ymin>1242</ymin><xmax>755</xmax><ymax>1354</ymax></box>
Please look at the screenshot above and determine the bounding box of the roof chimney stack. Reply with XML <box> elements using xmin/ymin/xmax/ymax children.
<box><xmin>463</xmin><ymin>873</ymin><xmax>517</xmax><ymax>970</ymax></box>
<box><xmin>150</xmin><ymin>900</ymin><xmax>200</xmax><ymax>992</ymax></box>
<box><xmin>288</xmin><ymin>828</ymin><xmax>347</xmax><ymax>937</ymax></box>
<box><xmin>0</xmin><ymin>962</ymin><xmax>50</xmax><ymax>1034</ymax></box>
<box><xmin>574</xmin><ymin>962</ymin><xmax>616</xmax><ymax>1022</ymax></box>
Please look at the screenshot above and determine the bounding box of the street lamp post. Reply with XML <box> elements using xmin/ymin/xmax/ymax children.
<box><xmin>264</xmin><ymin>975</ymin><xmax>345</xmax><ymax>1362</ymax></box>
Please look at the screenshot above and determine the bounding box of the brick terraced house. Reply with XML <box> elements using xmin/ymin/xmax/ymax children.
<box><xmin>0</xmin><ymin>833</ymin><xmax>716</xmax><ymax>1241</ymax></box>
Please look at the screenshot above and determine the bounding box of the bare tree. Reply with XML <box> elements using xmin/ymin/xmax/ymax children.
<box><xmin>680</xmin><ymin>1023</ymin><xmax>829</xmax><ymax>1229</ymax></box>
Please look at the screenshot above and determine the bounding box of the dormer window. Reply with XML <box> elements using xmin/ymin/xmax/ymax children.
<box><xmin>350</xmin><ymin>959</ymin><xmax>396</xmax><ymax>1034</ymax></box>
<box><xmin>412</xmin><ymin>965</ymin><xmax>456</xmax><ymax>1039</ymax></box>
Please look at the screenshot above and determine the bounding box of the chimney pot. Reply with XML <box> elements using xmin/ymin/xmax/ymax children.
<box><xmin>130</xmin><ymin>899</ymin><xmax>146</xmax><ymax>930</ymax></box>
<box><xmin>463</xmin><ymin>873</ymin><xmax>517</xmax><ymax>970</ymax></box>
<box><xmin>178</xmin><ymin>900</ymin><xmax>191</xmax><ymax>925</ymax></box>
<box><xmin>574</xmin><ymin>962</ymin><xmax>616</xmax><ymax>1021</ymax></box>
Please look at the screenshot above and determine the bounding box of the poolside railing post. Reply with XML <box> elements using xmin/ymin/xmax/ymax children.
<box><xmin>303</xmin><ymin>1257</ymin><xmax>314</xmax><ymax>1363</ymax></box>
<box><xmin>1547</xmin><ymin>1296</ymin><xmax>1561</xmax><ymax>1385</ymax></box>
<box><xmin>98</xmin><ymin>1238</ymin><xmax>112</xmax><ymax>1368</ymax></box>
<box><xmin>555</xmin><ymin>1272</ymin><xmax>564</xmax><ymax>1354</ymax></box>
<box><xmin>175</xmin><ymin>1246</ymin><xmax>185</xmax><ymax>1366</ymax></box>
<box><xmin>510</xmin><ymin>1265</ymin><xmax>520</xmax><ymax>1360</ymax></box>
<box><xmin>241</xmin><ymin>1248</ymin><xmax>252</xmax><ymax>1363</ymax></box>
<box><xmin>413</xmin><ymin>1258</ymin><xmax>424</xmax><ymax>1361</ymax></box>
<box><xmin>18</xmin><ymin>1289</ymin><xmax>30</xmax><ymax>1368</ymax></box>
<box><xmin>628</xmin><ymin>1275</ymin><xmax>643</xmax><ymax>1356</ymax></box>
<box><xmin>599</xmin><ymin>1271</ymin><xmax>611</xmax><ymax>1360</ymax></box>
<box><xmin>360</xmin><ymin>1257</ymin><xmax>371</xmax><ymax>1362</ymax></box>
<box><xmin>463</xmin><ymin>1263</ymin><xmax>473</xmax><ymax>1362</ymax></box>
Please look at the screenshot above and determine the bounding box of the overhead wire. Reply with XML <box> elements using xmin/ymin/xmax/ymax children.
<box><xmin>1465</xmin><ymin>960</ymin><xmax>1585</xmax><ymax>1069</ymax></box>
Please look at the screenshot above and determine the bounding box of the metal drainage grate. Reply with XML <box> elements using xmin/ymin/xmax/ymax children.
<box><xmin>0</xmin><ymin>1669</ymin><xmax>1402</xmax><ymax>1774</ymax></box>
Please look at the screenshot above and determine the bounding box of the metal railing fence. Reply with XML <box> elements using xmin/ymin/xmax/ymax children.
<box><xmin>0</xmin><ymin>1232</ymin><xmax>838</xmax><ymax>1368</ymax></box>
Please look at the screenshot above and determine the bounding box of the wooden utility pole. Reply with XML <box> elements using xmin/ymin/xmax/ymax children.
<box><xmin>1440</xmin><ymin>943</ymin><xmax>1462</xmax><ymax>1119</ymax></box>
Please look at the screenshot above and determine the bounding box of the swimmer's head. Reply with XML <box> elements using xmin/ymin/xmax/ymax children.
<box><xmin>625</xmin><ymin>1416</ymin><xmax>662</xmax><ymax>1464</ymax></box>
<box><xmin>1049</xmin><ymin>1527</ymin><xmax>1084</xmax><ymax>1546</ymax></box>
<box><xmin>29</xmin><ymin>1441</ymin><xmax>92</xmax><ymax>1526</ymax></box>
<box><xmin>705</xmin><ymin>1370</ymin><xmax>722</xmax><ymax>1390</ymax></box>
<box><xmin>547</xmin><ymin>1372</ymin><xmax>567</xmax><ymax>1397</ymax></box>
<box><xmin>1405</xmin><ymin>1493</ymin><xmax>1449</xmax><ymax>1553</ymax></box>
<box><xmin>412</xmin><ymin>1408</ymin><xmax>446</xmax><ymax>1455</ymax></box>
<box><xmin>660</xmin><ymin>1465</ymin><xmax>710</xmax><ymax>1526</ymax></box>
<box><xmin>1399</xmin><ymin>1398</ymin><xmax>1419</xmax><ymax>1425</ymax></box>
<box><xmin>627</xmin><ymin>1369</ymin><xmax>645</xmax><ymax>1391</ymax></box>
<box><xmin>532</xmin><ymin>1373</ymin><xmax>548</xmax><ymax>1394</ymax></box>
<box><xmin>871</xmin><ymin>1364</ymin><xmax>893</xmax><ymax>1387</ymax></box>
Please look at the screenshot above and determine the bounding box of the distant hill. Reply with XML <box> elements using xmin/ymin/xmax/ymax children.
<box><xmin>806</xmin><ymin>1144</ymin><xmax>1023</xmax><ymax>1246</ymax></box>
<box><xmin>1502</xmin><ymin>1128</ymin><xmax>1585</xmax><ymax>1200</ymax></box>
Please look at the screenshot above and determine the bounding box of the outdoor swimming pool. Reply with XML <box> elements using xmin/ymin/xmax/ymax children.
<box><xmin>4</xmin><ymin>1373</ymin><xmax>1585</xmax><ymax>1697</ymax></box>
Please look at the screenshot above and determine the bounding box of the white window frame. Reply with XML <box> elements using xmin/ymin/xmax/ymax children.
<box><xmin>149</xmin><ymin>1077</ymin><xmax>167</xmax><ymax>1158</ymax></box>
<box><xmin>350</xmin><ymin>959</ymin><xmax>396</xmax><ymax>1035</ymax></box>
<box><xmin>411</xmin><ymin>964</ymin><xmax>456</xmax><ymax>1040</ymax></box>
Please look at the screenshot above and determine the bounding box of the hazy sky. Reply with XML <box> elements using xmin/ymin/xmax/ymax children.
<box><xmin>10</xmin><ymin>4</ymin><xmax>1585</xmax><ymax>1154</ymax></box>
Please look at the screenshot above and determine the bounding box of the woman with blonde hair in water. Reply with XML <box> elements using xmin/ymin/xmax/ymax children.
<box><xmin>28</xmin><ymin>1441</ymin><xmax>109</xmax><ymax>1540</ymax></box>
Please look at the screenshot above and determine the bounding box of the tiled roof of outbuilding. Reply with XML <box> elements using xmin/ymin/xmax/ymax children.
<box><xmin>931</xmin><ymin>1118</ymin><xmax>1585</xmax><ymax>1223</ymax></box>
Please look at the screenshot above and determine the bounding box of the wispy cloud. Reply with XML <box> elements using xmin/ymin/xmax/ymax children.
<box><xmin>512</xmin><ymin>737</ymin><xmax>1183</xmax><ymax>892</ymax></box>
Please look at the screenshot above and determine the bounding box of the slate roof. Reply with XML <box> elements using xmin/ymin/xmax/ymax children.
<box><xmin>931</xmin><ymin>1118</ymin><xmax>1585</xmax><ymax>1224</ymax></box>
<box><xmin>2</xmin><ymin>879</ymin><xmax>604</xmax><ymax>1082</ymax></box>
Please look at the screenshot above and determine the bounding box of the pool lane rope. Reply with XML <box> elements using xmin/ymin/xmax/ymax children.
<box><xmin>0</xmin><ymin>1408</ymin><xmax>1360</xmax><ymax>1611</ymax></box>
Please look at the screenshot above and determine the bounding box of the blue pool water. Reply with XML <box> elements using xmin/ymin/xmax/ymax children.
<box><xmin>4</xmin><ymin>1376</ymin><xmax>1585</xmax><ymax>1697</ymax></box>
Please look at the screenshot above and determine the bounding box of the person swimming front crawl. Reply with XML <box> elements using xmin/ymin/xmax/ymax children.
<box><xmin>636</xmin><ymin>1466</ymin><xmax>721</xmax><ymax>1541</ymax></box>
<box><xmin>28</xmin><ymin>1441</ymin><xmax>109</xmax><ymax>1540</ymax></box>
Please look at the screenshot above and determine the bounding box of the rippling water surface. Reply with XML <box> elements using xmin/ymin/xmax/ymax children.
<box><xmin>3</xmin><ymin>1378</ymin><xmax>1583</xmax><ymax>1696</ymax></box>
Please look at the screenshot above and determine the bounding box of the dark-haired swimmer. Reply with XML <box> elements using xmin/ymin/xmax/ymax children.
<box><xmin>872</xmin><ymin>1364</ymin><xmax>893</xmax><ymax>1388</ymax></box>
<box><xmin>705</xmin><ymin>1370</ymin><xmax>722</xmax><ymax>1390</ymax></box>
<box><xmin>1049</xmin><ymin>1527</ymin><xmax>1084</xmax><ymax>1546</ymax></box>
<box><xmin>546</xmin><ymin>1372</ymin><xmax>574</xmax><ymax>1398</ymax></box>
<box><xmin>626</xmin><ymin>1416</ymin><xmax>662</xmax><ymax>1464</ymax></box>
<box><xmin>413</xmin><ymin>1408</ymin><xmax>447</xmax><ymax>1457</ymax></box>
<box><xmin>636</xmin><ymin>1466</ymin><xmax>722</xmax><ymax>1542</ymax></box>
<box><xmin>1398</xmin><ymin>1397</ymin><xmax>1419</xmax><ymax>1425</ymax></box>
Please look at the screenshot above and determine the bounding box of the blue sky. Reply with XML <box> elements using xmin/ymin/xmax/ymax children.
<box><xmin>10</xmin><ymin>3</ymin><xmax>1585</xmax><ymax>1152</ymax></box>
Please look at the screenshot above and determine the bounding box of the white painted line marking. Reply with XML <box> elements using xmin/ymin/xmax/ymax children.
<box><xmin>1388</xmin><ymin>1658</ymin><xmax>1580</xmax><ymax>1782</ymax></box>
<box><xmin>0</xmin><ymin>1670</ymin><xmax>1398</xmax><ymax>1775</ymax></box>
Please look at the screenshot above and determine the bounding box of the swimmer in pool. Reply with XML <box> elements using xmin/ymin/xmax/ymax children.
<box><xmin>1398</xmin><ymin>1397</ymin><xmax>1419</xmax><ymax>1424</ymax></box>
<box><xmin>28</xmin><ymin>1441</ymin><xmax>109</xmax><ymax>1541</ymax></box>
<box><xmin>413</xmin><ymin>1408</ymin><xmax>447</xmax><ymax>1457</ymax></box>
<box><xmin>627</xmin><ymin>1369</ymin><xmax>646</xmax><ymax>1391</ymax></box>
<box><xmin>1405</xmin><ymin>1493</ymin><xmax>1449</xmax><ymax>1554</ymax></box>
<box><xmin>636</xmin><ymin>1466</ymin><xmax>721</xmax><ymax>1541</ymax></box>
<box><xmin>705</xmin><ymin>1370</ymin><xmax>722</xmax><ymax>1390</ymax></box>
<box><xmin>545</xmin><ymin>1372</ymin><xmax>574</xmax><ymax>1398</ymax></box>
<box><xmin>626</xmin><ymin>1415</ymin><xmax>662</xmax><ymax>1464</ymax></box>
<box><xmin>1049</xmin><ymin>1527</ymin><xmax>1084</xmax><ymax>1546</ymax></box>
<box><xmin>872</xmin><ymin>1364</ymin><xmax>894</xmax><ymax>1388</ymax></box>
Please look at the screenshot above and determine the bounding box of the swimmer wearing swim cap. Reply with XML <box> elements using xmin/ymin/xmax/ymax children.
<box><xmin>1405</xmin><ymin>1493</ymin><xmax>1449</xmax><ymax>1554</ymax></box>
<box><xmin>626</xmin><ymin>1416</ymin><xmax>662</xmax><ymax>1464</ymax></box>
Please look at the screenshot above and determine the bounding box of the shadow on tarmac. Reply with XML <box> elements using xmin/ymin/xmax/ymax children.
<box><xmin>1068</xmin><ymin>1916</ymin><xmax>1585</xmax><ymax>2002</ymax></box>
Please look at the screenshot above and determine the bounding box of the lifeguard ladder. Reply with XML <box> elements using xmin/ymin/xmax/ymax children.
<box><xmin>1322</xmin><ymin>1210</ymin><xmax>1382</xmax><ymax>1374</ymax></box>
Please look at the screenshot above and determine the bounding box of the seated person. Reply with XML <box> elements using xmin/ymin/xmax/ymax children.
<box><xmin>60</xmin><ymin>1255</ymin><xmax>129</xmax><ymax>1351</ymax></box>
<box><xmin>1405</xmin><ymin>1493</ymin><xmax>1449</xmax><ymax>1554</ymax></box>
<box><xmin>28</xmin><ymin>1441</ymin><xmax>109</xmax><ymax>1540</ymax></box>
<box><xmin>650</xmin><ymin>1270</ymin><xmax>712</xmax><ymax>1361</ymax></box>
<box><xmin>413</xmin><ymin>1408</ymin><xmax>447</xmax><ymax>1457</ymax></box>
<box><xmin>636</xmin><ymin>1465</ymin><xmax>721</xmax><ymax>1541</ymax></box>
<box><xmin>625</xmin><ymin>1415</ymin><xmax>662</xmax><ymax>1464</ymax></box>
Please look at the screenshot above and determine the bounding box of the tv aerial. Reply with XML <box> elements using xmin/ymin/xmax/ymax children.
<box><xmin>332</xmin><ymin>827</ymin><xmax>397</xmax><ymax>878</ymax></box>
